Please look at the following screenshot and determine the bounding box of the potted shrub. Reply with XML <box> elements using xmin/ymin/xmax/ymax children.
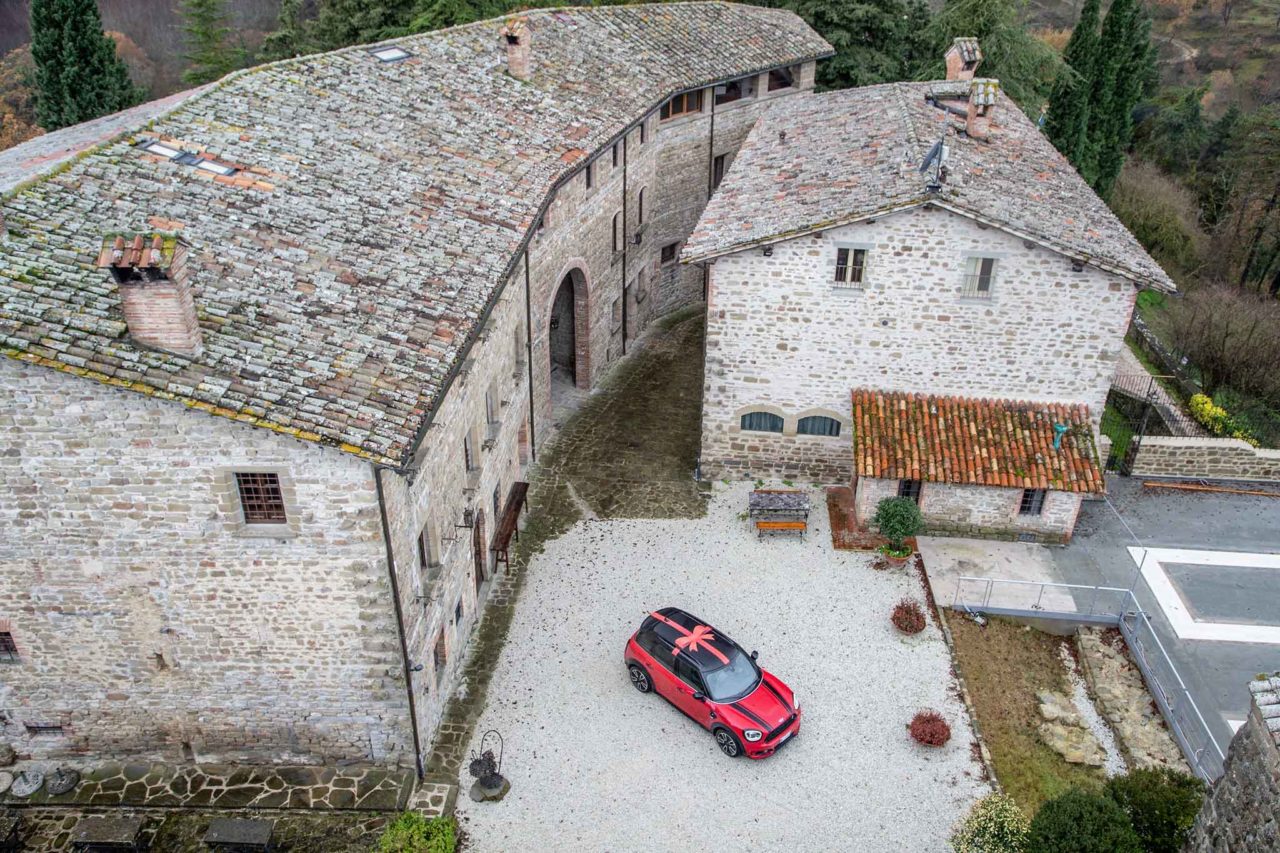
<box><xmin>873</xmin><ymin>496</ymin><xmax>922</xmax><ymax>566</ymax></box>
<box><xmin>909</xmin><ymin>710</ymin><xmax>951</xmax><ymax>746</ymax></box>
<box><xmin>891</xmin><ymin>598</ymin><xmax>927</xmax><ymax>635</ymax></box>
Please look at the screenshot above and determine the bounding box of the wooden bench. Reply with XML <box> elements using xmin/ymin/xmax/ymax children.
<box><xmin>491</xmin><ymin>481</ymin><xmax>530</xmax><ymax>569</ymax></box>
<box><xmin>756</xmin><ymin>519</ymin><xmax>807</xmax><ymax>537</ymax></box>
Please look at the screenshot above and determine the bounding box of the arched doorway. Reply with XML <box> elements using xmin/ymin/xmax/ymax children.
<box><xmin>549</xmin><ymin>274</ymin><xmax>577</xmax><ymax>385</ymax></box>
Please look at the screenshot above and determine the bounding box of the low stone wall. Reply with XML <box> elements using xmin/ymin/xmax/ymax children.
<box><xmin>1130</xmin><ymin>436</ymin><xmax>1280</xmax><ymax>482</ymax></box>
<box><xmin>1185</xmin><ymin>676</ymin><xmax>1280</xmax><ymax>852</ymax></box>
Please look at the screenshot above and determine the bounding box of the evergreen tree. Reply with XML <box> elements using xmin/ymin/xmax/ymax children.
<box><xmin>259</xmin><ymin>0</ymin><xmax>312</xmax><ymax>62</ymax></box>
<box><xmin>310</xmin><ymin>0</ymin><xmax>417</xmax><ymax>51</ymax></box>
<box><xmin>763</xmin><ymin>0</ymin><xmax>933</xmax><ymax>91</ymax></box>
<box><xmin>917</xmin><ymin>0</ymin><xmax>1060</xmax><ymax>112</ymax></box>
<box><xmin>181</xmin><ymin>0</ymin><xmax>247</xmax><ymax>86</ymax></box>
<box><xmin>29</xmin><ymin>0</ymin><xmax>141</xmax><ymax>130</ymax></box>
<box><xmin>1044</xmin><ymin>0</ymin><xmax>1100</xmax><ymax>169</ymax></box>
<box><xmin>1084</xmin><ymin>0</ymin><xmax>1153</xmax><ymax>196</ymax></box>
<box><xmin>408</xmin><ymin>0</ymin><xmax>487</xmax><ymax>34</ymax></box>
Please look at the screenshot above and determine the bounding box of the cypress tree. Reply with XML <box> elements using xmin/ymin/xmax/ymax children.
<box><xmin>259</xmin><ymin>0</ymin><xmax>311</xmax><ymax>62</ymax></box>
<box><xmin>1044</xmin><ymin>0</ymin><xmax>1100</xmax><ymax>170</ymax></box>
<box><xmin>1091</xmin><ymin>0</ymin><xmax>1154</xmax><ymax>196</ymax></box>
<box><xmin>30</xmin><ymin>0</ymin><xmax>140</xmax><ymax>130</ymax></box>
<box><xmin>181</xmin><ymin>0</ymin><xmax>247</xmax><ymax>86</ymax></box>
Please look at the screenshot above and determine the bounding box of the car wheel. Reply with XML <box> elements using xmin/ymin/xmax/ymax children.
<box><xmin>714</xmin><ymin>728</ymin><xmax>743</xmax><ymax>758</ymax></box>
<box><xmin>628</xmin><ymin>664</ymin><xmax>652</xmax><ymax>694</ymax></box>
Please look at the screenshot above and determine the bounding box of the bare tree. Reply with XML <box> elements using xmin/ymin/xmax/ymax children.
<box><xmin>1169</xmin><ymin>285</ymin><xmax>1280</xmax><ymax>404</ymax></box>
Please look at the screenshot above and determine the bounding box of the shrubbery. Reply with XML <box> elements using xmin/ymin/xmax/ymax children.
<box><xmin>1026</xmin><ymin>790</ymin><xmax>1141</xmax><ymax>853</ymax></box>
<box><xmin>376</xmin><ymin>813</ymin><xmax>457</xmax><ymax>853</ymax></box>
<box><xmin>1105</xmin><ymin>767</ymin><xmax>1205</xmax><ymax>853</ymax></box>
<box><xmin>873</xmin><ymin>496</ymin><xmax>922</xmax><ymax>557</ymax></box>
<box><xmin>951</xmin><ymin>793</ymin><xmax>1029</xmax><ymax>853</ymax></box>
<box><xmin>891</xmin><ymin>598</ymin><xmax>927</xmax><ymax>634</ymax></box>
<box><xmin>1189</xmin><ymin>393</ymin><xmax>1259</xmax><ymax>446</ymax></box>
<box><xmin>908</xmin><ymin>710</ymin><xmax>950</xmax><ymax>746</ymax></box>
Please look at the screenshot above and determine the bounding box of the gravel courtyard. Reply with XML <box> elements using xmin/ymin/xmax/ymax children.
<box><xmin>455</xmin><ymin>483</ymin><xmax>990</xmax><ymax>851</ymax></box>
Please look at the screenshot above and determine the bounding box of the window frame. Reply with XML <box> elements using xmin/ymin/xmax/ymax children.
<box><xmin>585</xmin><ymin>160</ymin><xmax>594</xmax><ymax>190</ymax></box>
<box><xmin>833</xmin><ymin>244</ymin><xmax>870</xmax><ymax>288</ymax></box>
<box><xmin>1019</xmin><ymin>488</ymin><xmax>1047</xmax><ymax>516</ymax></box>
<box><xmin>962</xmin><ymin>255</ymin><xmax>1000</xmax><ymax>298</ymax></box>
<box><xmin>740</xmin><ymin>411</ymin><xmax>784</xmax><ymax>433</ymax></box>
<box><xmin>612</xmin><ymin>211</ymin><xmax>621</xmax><ymax>253</ymax></box>
<box><xmin>674</xmin><ymin>656</ymin><xmax>707</xmax><ymax>693</ymax></box>
<box><xmin>712</xmin><ymin>153</ymin><xmax>727</xmax><ymax>190</ymax></box>
<box><xmin>714</xmin><ymin>75</ymin><xmax>756</xmax><ymax>106</ymax></box>
<box><xmin>0</xmin><ymin>631</ymin><xmax>18</xmax><ymax>663</ymax></box>
<box><xmin>797</xmin><ymin>415</ymin><xmax>842</xmax><ymax>437</ymax></box>
<box><xmin>659</xmin><ymin>89</ymin><xmax>703</xmax><ymax>121</ymax></box>
<box><xmin>660</xmin><ymin>242</ymin><xmax>679</xmax><ymax>265</ymax></box>
<box><xmin>234</xmin><ymin>471</ymin><xmax>288</xmax><ymax>525</ymax></box>
<box><xmin>767</xmin><ymin>65</ymin><xmax>797</xmax><ymax>92</ymax></box>
<box><xmin>898</xmin><ymin>479</ymin><xmax>923</xmax><ymax>504</ymax></box>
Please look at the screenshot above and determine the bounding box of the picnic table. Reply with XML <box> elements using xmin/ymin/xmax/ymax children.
<box><xmin>748</xmin><ymin>489</ymin><xmax>810</xmax><ymax>537</ymax></box>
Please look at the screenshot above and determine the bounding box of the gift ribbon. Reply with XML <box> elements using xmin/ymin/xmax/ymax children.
<box><xmin>650</xmin><ymin>611</ymin><xmax>730</xmax><ymax>666</ymax></box>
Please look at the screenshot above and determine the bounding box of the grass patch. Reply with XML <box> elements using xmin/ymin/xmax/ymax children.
<box><xmin>948</xmin><ymin>616</ymin><xmax>1105</xmax><ymax>815</ymax></box>
<box><xmin>1101</xmin><ymin>403</ymin><xmax>1135</xmax><ymax>463</ymax></box>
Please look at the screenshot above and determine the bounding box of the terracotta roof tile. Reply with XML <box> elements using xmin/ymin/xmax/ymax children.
<box><xmin>851</xmin><ymin>389</ymin><xmax>1105</xmax><ymax>494</ymax></box>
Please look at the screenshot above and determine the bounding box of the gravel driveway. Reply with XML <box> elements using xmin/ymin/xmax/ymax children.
<box><xmin>454</xmin><ymin>484</ymin><xmax>989</xmax><ymax>851</ymax></box>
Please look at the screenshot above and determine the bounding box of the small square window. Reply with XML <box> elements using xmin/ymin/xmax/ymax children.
<box><xmin>661</xmin><ymin>242</ymin><xmax>679</xmax><ymax>264</ymax></box>
<box><xmin>639</xmin><ymin>120</ymin><xmax>646</xmax><ymax>145</ymax></box>
<box><xmin>963</xmin><ymin>257</ymin><xmax>997</xmax><ymax>297</ymax></box>
<box><xmin>234</xmin><ymin>472</ymin><xmax>287</xmax><ymax>524</ymax></box>
<box><xmin>370</xmin><ymin>46</ymin><xmax>411</xmax><ymax>63</ymax></box>
<box><xmin>898</xmin><ymin>479</ymin><xmax>922</xmax><ymax>504</ymax></box>
<box><xmin>712</xmin><ymin>154</ymin><xmax>727</xmax><ymax>189</ymax></box>
<box><xmin>612</xmin><ymin>143</ymin><xmax>619</xmax><ymax>167</ymax></box>
<box><xmin>141</xmin><ymin>140</ymin><xmax>183</xmax><ymax>159</ymax></box>
<box><xmin>0</xmin><ymin>631</ymin><xmax>18</xmax><ymax>663</ymax></box>
<box><xmin>834</xmin><ymin>247</ymin><xmax>868</xmax><ymax>287</ymax></box>
<box><xmin>1019</xmin><ymin>488</ymin><xmax>1047</xmax><ymax>516</ymax></box>
<box><xmin>585</xmin><ymin>161</ymin><xmax>594</xmax><ymax>190</ymax></box>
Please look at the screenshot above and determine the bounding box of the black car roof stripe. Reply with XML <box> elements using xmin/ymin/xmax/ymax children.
<box><xmin>762</xmin><ymin>679</ymin><xmax>792</xmax><ymax>714</ymax></box>
<box><xmin>731</xmin><ymin>702</ymin><xmax>770</xmax><ymax>729</ymax></box>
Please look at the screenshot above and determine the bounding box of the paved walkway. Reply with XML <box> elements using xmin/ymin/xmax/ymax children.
<box><xmin>1112</xmin><ymin>348</ymin><xmax>1205</xmax><ymax>437</ymax></box>
<box><xmin>423</xmin><ymin>306</ymin><xmax>710</xmax><ymax>791</ymax></box>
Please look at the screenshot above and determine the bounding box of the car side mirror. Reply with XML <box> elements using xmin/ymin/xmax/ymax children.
<box><xmin>692</xmin><ymin>691</ymin><xmax>705</xmax><ymax>702</ymax></box>
<box><xmin>750</xmin><ymin>650</ymin><xmax>759</xmax><ymax>661</ymax></box>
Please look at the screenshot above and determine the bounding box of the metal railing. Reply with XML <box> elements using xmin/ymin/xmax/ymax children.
<box><xmin>950</xmin><ymin>576</ymin><xmax>1228</xmax><ymax>781</ymax></box>
<box><xmin>951</xmin><ymin>576</ymin><xmax>1131</xmax><ymax>623</ymax></box>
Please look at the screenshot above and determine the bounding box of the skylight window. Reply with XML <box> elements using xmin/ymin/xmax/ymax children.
<box><xmin>141</xmin><ymin>141</ymin><xmax>182</xmax><ymax>159</ymax></box>
<box><xmin>194</xmin><ymin>158</ymin><xmax>237</xmax><ymax>177</ymax></box>
<box><xmin>371</xmin><ymin>46</ymin><xmax>411</xmax><ymax>63</ymax></box>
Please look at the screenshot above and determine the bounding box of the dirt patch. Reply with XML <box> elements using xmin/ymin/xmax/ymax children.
<box><xmin>824</xmin><ymin>486</ymin><xmax>889</xmax><ymax>551</ymax></box>
<box><xmin>947</xmin><ymin>616</ymin><xmax>1106</xmax><ymax>814</ymax></box>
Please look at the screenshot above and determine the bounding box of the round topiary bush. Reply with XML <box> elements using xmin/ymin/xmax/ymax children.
<box><xmin>1104</xmin><ymin>767</ymin><xmax>1206</xmax><ymax>853</ymax></box>
<box><xmin>1026</xmin><ymin>789</ymin><xmax>1141</xmax><ymax>853</ymax></box>
<box><xmin>873</xmin><ymin>496</ymin><xmax>923</xmax><ymax>557</ymax></box>
<box><xmin>891</xmin><ymin>598</ymin><xmax>927</xmax><ymax>634</ymax></box>
<box><xmin>908</xmin><ymin>710</ymin><xmax>951</xmax><ymax>746</ymax></box>
<box><xmin>950</xmin><ymin>793</ymin><xmax>1029</xmax><ymax>853</ymax></box>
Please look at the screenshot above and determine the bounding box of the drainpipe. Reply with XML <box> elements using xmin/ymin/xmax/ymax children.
<box><xmin>706</xmin><ymin>88</ymin><xmax>718</xmax><ymax>198</ymax></box>
<box><xmin>621</xmin><ymin>135</ymin><xmax>629</xmax><ymax>354</ymax></box>
<box><xmin>523</xmin><ymin>249</ymin><xmax>537</xmax><ymax>462</ymax></box>
<box><xmin>373</xmin><ymin>463</ymin><xmax>425</xmax><ymax>781</ymax></box>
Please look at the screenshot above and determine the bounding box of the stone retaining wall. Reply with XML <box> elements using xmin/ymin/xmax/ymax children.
<box><xmin>1185</xmin><ymin>676</ymin><xmax>1280</xmax><ymax>851</ymax></box>
<box><xmin>1130</xmin><ymin>436</ymin><xmax>1280</xmax><ymax>482</ymax></box>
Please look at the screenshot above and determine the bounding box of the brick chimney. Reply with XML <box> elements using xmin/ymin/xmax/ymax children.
<box><xmin>97</xmin><ymin>234</ymin><xmax>202</xmax><ymax>357</ymax></box>
<box><xmin>500</xmin><ymin>17</ymin><xmax>531</xmax><ymax>81</ymax></box>
<box><xmin>966</xmin><ymin>79</ymin><xmax>1000</xmax><ymax>141</ymax></box>
<box><xmin>945</xmin><ymin>37</ymin><xmax>983</xmax><ymax>81</ymax></box>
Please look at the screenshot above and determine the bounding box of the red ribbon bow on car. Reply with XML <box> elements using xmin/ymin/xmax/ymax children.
<box><xmin>650</xmin><ymin>612</ymin><xmax>730</xmax><ymax>665</ymax></box>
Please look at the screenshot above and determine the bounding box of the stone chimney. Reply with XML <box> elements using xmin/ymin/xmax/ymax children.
<box><xmin>966</xmin><ymin>79</ymin><xmax>999</xmax><ymax>141</ymax></box>
<box><xmin>945</xmin><ymin>37</ymin><xmax>983</xmax><ymax>81</ymax></box>
<box><xmin>97</xmin><ymin>234</ymin><xmax>202</xmax><ymax>357</ymax></box>
<box><xmin>500</xmin><ymin>17</ymin><xmax>531</xmax><ymax>81</ymax></box>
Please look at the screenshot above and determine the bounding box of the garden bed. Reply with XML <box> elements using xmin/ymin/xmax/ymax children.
<box><xmin>946</xmin><ymin>616</ymin><xmax>1107</xmax><ymax>814</ymax></box>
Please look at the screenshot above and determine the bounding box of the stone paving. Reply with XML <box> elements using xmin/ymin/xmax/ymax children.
<box><xmin>0</xmin><ymin>762</ymin><xmax>413</xmax><ymax>811</ymax></box>
<box><xmin>423</xmin><ymin>305</ymin><xmax>709</xmax><ymax>792</ymax></box>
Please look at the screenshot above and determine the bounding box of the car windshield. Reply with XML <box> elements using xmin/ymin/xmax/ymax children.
<box><xmin>701</xmin><ymin>648</ymin><xmax>761</xmax><ymax>702</ymax></box>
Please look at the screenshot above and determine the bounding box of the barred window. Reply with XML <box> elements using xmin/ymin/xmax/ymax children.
<box><xmin>1019</xmin><ymin>488</ymin><xmax>1047</xmax><ymax>516</ymax></box>
<box><xmin>24</xmin><ymin>722</ymin><xmax>63</xmax><ymax>736</ymax></box>
<box><xmin>797</xmin><ymin>416</ymin><xmax>841</xmax><ymax>437</ymax></box>
<box><xmin>834</xmin><ymin>247</ymin><xmax>868</xmax><ymax>287</ymax></box>
<box><xmin>898</xmin><ymin>479</ymin><xmax>922</xmax><ymax>504</ymax></box>
<box><xmin>234</xmin><ymin>472</ymin><xmax>287</xmax><ymax>524</ymax></box>
<box><xmin>0</xmin><ymin>631</ymin><xmax>17</xmax><ymax>663</ymax></box>
<box><xmin>740</xmin><ymin>411</ymin><xmax>784</xmax><ymax>433</ymax></box>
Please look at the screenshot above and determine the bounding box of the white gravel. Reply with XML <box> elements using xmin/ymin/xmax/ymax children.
<box><xmin>454</xmin><ymin>483</ymin><xmax>990</xmax><ymax>852</ymax></box>
<box><xmin>1059</xmin><ymin>644</ymin><xmax>1127</xmax><ymax>777</ymax></box>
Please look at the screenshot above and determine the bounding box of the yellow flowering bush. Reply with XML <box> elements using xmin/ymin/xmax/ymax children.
<box><xmin>1189</xmin><ymin>394</ymin><xmax>1259</xmax><ymax>446</ymax></box>
<box><xmin>951</xmin><ymin>793</ymin><xmax>1029</xmax><ymax>853</ymax></box>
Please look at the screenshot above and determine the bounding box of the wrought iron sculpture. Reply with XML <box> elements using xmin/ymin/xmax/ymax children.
<box><xmin>466</xmin><ymin>730</ymin><xmax>509</xmax><ymax>802</ymax></box>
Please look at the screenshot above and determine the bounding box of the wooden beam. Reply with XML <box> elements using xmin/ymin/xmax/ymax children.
<box><xmin>1142</xmin><ymin>481</ymin><xmax>1280</xmax><ymax>498</ymax></box>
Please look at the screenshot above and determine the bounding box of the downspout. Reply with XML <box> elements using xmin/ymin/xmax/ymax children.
<box><xmin>621</xmin><ymin>134</ymin><xmax>629</xmax><ymax>354</ymax></box>
<box><xmin>705</xmin><ymin>90</ymin><xmax>717</xmax><ymax>302</ymax></box>
<box><xmin>523</xmin><ymin>249</ymin><xmax>537</xmax><ymax>461</ymax></box>
<box><xmin>373</xmin><ymin>463</ymin><xmax>425</xmax><ymax>781</ymax></box>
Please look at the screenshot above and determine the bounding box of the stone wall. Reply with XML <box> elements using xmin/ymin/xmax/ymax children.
<box><xmin>853</xmin><ymin>477</ymin><xmax>1082</xmax><ymax>544</ymax></box>
<box><xmin>0</xmin><ymin>357</ymin><xmax>413</xmax><ymax>768</ymax></box>
<box><xmin>1130</xmin><ymin>436</ymin><xmax>1280</xmax><ymax>482</ymax></box>
<box><xmin>700</xmin><ymin>204</ymin><xmax>1136</xmax><ymax>482</ymax></box>
<box><xmin>1185</xmin><ymin>677</ymin><xmax>1280</xmax><ymax>852</ymax></box>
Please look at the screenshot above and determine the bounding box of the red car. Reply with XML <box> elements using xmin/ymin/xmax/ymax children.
<box><xmin>624</xmin><ymin>607</ymin><xmax>801</xmax><ymax>758</ymax></box>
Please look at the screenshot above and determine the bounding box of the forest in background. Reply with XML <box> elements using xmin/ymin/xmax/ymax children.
<box><xmin>2</xmin><ymin>0</ymin><xmax>1278</xmax><ymax>442</ymax></box>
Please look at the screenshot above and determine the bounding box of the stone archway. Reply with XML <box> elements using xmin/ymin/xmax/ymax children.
<box><xmin>547</xmin><ymin>266</ymin><xmax>591</xmax><ymax>394</ymax></box>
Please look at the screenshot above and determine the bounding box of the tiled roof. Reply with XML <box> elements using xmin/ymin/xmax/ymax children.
<box><xmin>0</xmin><ymin>3</ymin><xmax>831</xmax><ymax>466</ymax></box>
<box><xmin>851</xmin><ymin>389</ymin><xmax>1105</xmax><ymax>494</ymax></box>
<box><xmin>682</xmin><ymin>82</ymin><xmax>1175</xmax><ymax>292</ymax></box>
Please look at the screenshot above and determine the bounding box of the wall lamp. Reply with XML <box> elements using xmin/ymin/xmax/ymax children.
<box><xmin>762</xmin><ymin>246</ymin><xmax>773</xmax><ymax>257</ymax></box>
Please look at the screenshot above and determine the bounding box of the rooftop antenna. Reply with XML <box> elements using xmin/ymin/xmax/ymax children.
<box><xmin>919</xmin><ymin>130</ymin><xmax>948</xmax><ymax>193</ymax></box>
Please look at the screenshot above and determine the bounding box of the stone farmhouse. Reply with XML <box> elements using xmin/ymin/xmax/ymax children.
<box><xmin>684</xmin><ymin>41</ymin><xmax>1176</xmax><ymax>543</ymax></box>
<box><xmin>0</xmin><ymin>4</ymin><xmax>831</xmax><ymax>773</ymax></box>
